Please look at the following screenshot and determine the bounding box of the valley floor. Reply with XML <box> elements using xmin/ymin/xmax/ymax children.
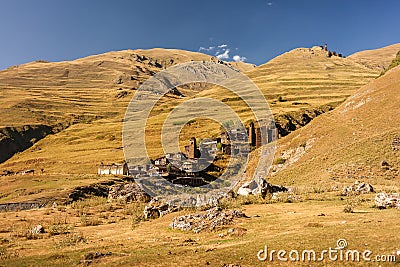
<box><xmin>0</xmin><ymin>192</ymin><xmax>399</xmax><ymax>266</ymax></box>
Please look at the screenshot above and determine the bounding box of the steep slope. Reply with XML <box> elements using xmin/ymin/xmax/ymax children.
<box><xmin>348</xmin><ymin>43</ymin><xmax>400</xmax><ymax>71</ymax></box>
<box><xmin>267</xmin><ymin>65</ymin><xmax>400</xmax><ymax>190</ymax></box>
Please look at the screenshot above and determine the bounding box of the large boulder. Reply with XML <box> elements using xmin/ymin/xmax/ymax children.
<box><xmin>375</xmin><ymin>193</ymin><xmax>400</xmax><ymax>209</ymax></box>
<box><xmin>237</xmin><ymin>178</ymin><xmax>287</xmax><ymax>197</ymax></box>
<box><xmin>342</xmin><ymin>181</ymin><xmax>374</xmax><ymax>196</ymax></box>
<box><xmin>108</xmin><ymin>182</ymin><xmax>150</xmax><ymax>203</ymax></box>
<box><xmin>31</xmin><ymin>225</ymin><xmax>44</xmax><ymax>235</ymax></box>
<box><xmin>237</xmin><ymin>180</ymin><xmax>258</xmax><ymax>196</ymax></box>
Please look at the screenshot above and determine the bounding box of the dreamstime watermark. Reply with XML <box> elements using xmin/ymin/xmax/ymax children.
<box><xmin>122</xmin><ymin>61</ymin><xmax>276</xmax><ymax>206</ymax></box>
<box><xmin>257</xmin><ymin>239</ymin><xmax>397</xmax><ymax>263</ymax></box>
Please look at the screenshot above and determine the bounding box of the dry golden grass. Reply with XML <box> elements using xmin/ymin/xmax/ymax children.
<box><xmin>1</xmin><ymin>196</ymin><xmax>399</xmax><ymax>266</ymax></box>
<box><xmin>263</xmin><ymin>64</ymin><xmax>400</xmax><ymax>190</ymax></box>
<box><xmin>349</xmin><ymin>43</ymin><xmax>400</xmax><ymax>71</ymax></box>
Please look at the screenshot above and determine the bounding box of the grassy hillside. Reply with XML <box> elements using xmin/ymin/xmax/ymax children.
<box><xmin>0</xmin><ymin>44</ymin><xmax>397</xmax><ymax>201</ymax></box>
<box><xmin>348</xmin><ymin>43</ymin><xmax>400</xmax><ymax>71</ymax></box>
<box><xmin>265</xmin><ymin>64</ymin><xmax>400</xmax><ymax>192</ymax></box>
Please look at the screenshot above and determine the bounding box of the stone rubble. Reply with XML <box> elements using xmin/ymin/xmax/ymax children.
<box><xmin>169</xmin><ymin>207</ymin><xmax>248</xmax><ymax>233</ymax></box>
<box><xmin>375</xmin><ymin>192</ymin><xmax>400</xmax><ymax>209</ymax></box>
<box><xmin>108</xmin><ymin>182</ymin><xmax>151</xmax><ymax>203</ymax></box>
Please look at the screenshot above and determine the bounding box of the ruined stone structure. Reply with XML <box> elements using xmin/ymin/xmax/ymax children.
<box><xmin>98</xmin><ymin>162</ymin><xmax>128</xmax><ymax>175</ymax></box>
<box><xmin>248</xmin><ymin>122</ymin><xmax>278</xmax><ymax>149</ymax></box>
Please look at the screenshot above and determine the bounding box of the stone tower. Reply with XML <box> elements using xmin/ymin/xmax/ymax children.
<box><xmin>248</xmin><ymin>122</ymin><xmax>256</xmax><ymax>147</ymax></box>
<box><xmin>255</xmin><ymin>126</ymin><xmax>267</xmax><ymax>148</ymax></box>
<box><xmin>188</xmin><ymin>137</ymin><xmax>197</xmax><ymax>159</ymax></box>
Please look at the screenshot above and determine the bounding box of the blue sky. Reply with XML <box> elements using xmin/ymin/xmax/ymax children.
<box><xmin>0</xmin><ymin>0</ymin><xmax>399</xmax><ymax>70</ymax></box>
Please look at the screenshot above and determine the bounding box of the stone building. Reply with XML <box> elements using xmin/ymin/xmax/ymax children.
<box><xmin>98</xmin><ymin>162</ymin><xmax>129</xmax><ymax>175</ymax></box>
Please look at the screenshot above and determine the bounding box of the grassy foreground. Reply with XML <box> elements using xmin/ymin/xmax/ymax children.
<box><xmin>0</xmin><ymin>191</ymin><xmax>399</xmax><ymax>266</ymax></box>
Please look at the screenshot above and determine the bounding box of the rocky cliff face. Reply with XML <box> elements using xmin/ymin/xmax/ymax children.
<box><xmin>274</xmin><ymin>102</ymin><xmax>339</xmax><ymax>137</ymax></box>
<box><xmin>0</xmin><ymin>125</ymin><xmax>54</xmax><ymax>163</ymax></box>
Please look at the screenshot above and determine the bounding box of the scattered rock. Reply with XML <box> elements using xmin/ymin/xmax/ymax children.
<box><xmin>227</xmin><ymin>227</ymin><xmax>247</xmax><ymax>236</ymax></box>
<box><xmin>115</xmin><ymin>91</ymin><xmax>128</xmax><ymax>99</ymax></box>
<box><xmin>108</xmin><ymin>182</ymin><xmax>150</xmax><ymax>203</ymax></box>
<box><xmin>115</xmin><ymin>76</ymin><xmax>123</xmax><ymax>84</ymax></box>
<box><xmin>169</xmin><ymin>207</ymin><xmax>248</xmax><ymax>233</ymax></box>
<box><xmin>31</xmin><ymin>225</ymin><xmax>44</xmax><ymax>235</ymax></box>
<box><xmin>381</xmin><ymin>160</ymin><xmax>390</xmax><ymax>167</ymax></box>
<box><xmin>375</xmin><ymin>192</ymin><xmax>400</xmax><ymax>209</ymax></box>
<box><xmin>342</xmin><ymin>181</ymin><xmax>374</xmax><ymax>196</ymax></box>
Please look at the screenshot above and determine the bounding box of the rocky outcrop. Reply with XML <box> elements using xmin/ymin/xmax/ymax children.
<box><xmin>107</xmin><ymin>182</ymin><xmax>150</xmax><ymax>203</ymax></box>
<box><xmin>67</xmin><ymin>182</ymin><xmax>112</xmax><ymax>202</ymax></box>
<box><xmin>375</xmin><ymin>193</ymin><xmax>400</xmax><ymax>209</ymax></box>
<box><xmin>169</xmin><ymin>207</ymin><xmax>248</xmax><ymax>233</ymax></box>
<box><xmin>341</xmin><ymin>181</ymin><xmax>374</xmax><ymax>196</ymax></box>
<box><xmin>0</xmin><ymin>125</ymin><xmax>54</xmax><ymax>163</ymax></box>
<box><xmin>274</xmin><ymin>103</ymin><xmax>340</xmax><ymax>137</ymax></box>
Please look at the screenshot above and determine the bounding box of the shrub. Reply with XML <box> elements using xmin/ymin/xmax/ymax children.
<box><xmin>48</xmin><ymin>224</ymin><xmax>71</xmax><ymax>236</ymax></box>
<box><xmin>275</xmin><ymin>157</ymin><xmax>286</xmax><ymax>165</ymax></box>
<box><xmin>55</xmin><ymin>232</ymin><xmax>86</xmax><ymax>248</ymax></box>
<box><xmin>80</xmin><ymin>214</ymin><xmax>101</xmax><ymax>226</ymax></box>
<box><xmin>381</xmin><ymin>50</ymin><xmax>400</xmax><ymax>76</ymax></box>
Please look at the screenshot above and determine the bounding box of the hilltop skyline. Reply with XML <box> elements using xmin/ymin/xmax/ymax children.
<box><xmin>0</xmin><ymin>0</ymin><xmax>399</xmax><ymax>70</ymax></box>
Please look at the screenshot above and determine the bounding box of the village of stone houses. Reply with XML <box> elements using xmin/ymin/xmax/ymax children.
<box><xmin>99</xmin><ymin>122</ymin><xmax>276</xmax><ymax>188</ymax></box>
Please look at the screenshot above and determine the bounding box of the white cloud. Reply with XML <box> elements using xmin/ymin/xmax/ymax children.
<box><xmin>216</xmin><ymin>49</ymin><xmax>230</xmax><ymax>60</ymax></box>
<box><xmin>233</xmin><ymin>55</ymin><xmax>247</xmax><ymax>62</ymax></box>
<box><xmin>267</xmin><ymin>2</ymin><xmax>273</xmax><ymax>6</ymax></box>
<box><xmin>199</xmin><ymin>46</ymin><xmax>215</xmax><ymax>52</ymax></box>
<box><xmin>218</xmin><ymin>44</ymin><xmax>228</xmax><ymax>48</ymax></box>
